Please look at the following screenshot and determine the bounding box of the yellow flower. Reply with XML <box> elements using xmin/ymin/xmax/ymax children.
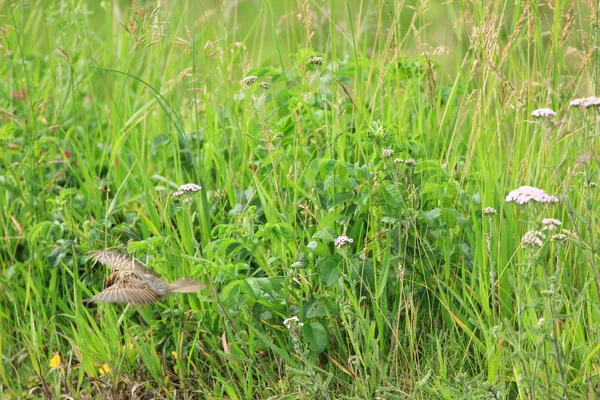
<box><xmin>49</xmin><ymin>353</ymin><xmax>61</xmax><ymax>368</ymax></box>
<box><xmin>171</xmin><ymin>351</ymin><xmax>178</xmax><ymax>360</ymax></box>
<box><xmin>98</xmin><ymin>364</ymin><xmax>111</xmax><ymax>375</ymax></box>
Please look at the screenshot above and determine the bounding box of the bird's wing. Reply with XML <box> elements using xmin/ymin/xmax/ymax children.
<box><xmin>85</xmin><ymin>281</ymin><xmax>161</xmax><ymax>304</ymax></box>
<box><xmin>87</xmin><ymin>249</ymin><xmax>158</xmax><ymax>276</ymax></box>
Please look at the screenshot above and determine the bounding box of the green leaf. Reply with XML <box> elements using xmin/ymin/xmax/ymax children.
<box><xmin>225</xmin><ymin>241</ymin><xmax>244</xmax><ymax>257</ymax></box>
<box><xmin>313</xmin><ymin>227</ymin><xmax>338</xmax><ymax>242</ymax></box>
<box><xmin>303</xmin><ymin>298</ymin><xmax>338</xmax><ymax>319</ymax></box>
<box><xmin>305</xmin><ymin>241</ymin><xmax>318</xmax><ymax>251</ymax></box>
<box><xmin>382</xmin><ymin>182</ymin><xmax>402</xmax><ymax>209</ymax></box>
<box><xmin>278</xmin><ymin>223</ymin><xmax>295</xmax><ymax>241</ymax></box>
<box><xmin>303</xmin><ymin>241</ymin><xmax>330</xmax><ymax>257</ymax></box>
<box><xmin>291</xmin><ymin>253</ymin><xmax>309</xmax><ymax>268</ymax></box>
<box><xmin>440</xmin><ymin>208</ymin><xmax>468</xmax><ymax>228</ymax></box>
<box><xmin>317</xmin><ymin>255</ymin><xmax>342</xmax><ymax>287</ymax></box>
<box><xmin>303</xmin><ymin>322</ymin><xmax>328</xmax><ymax>353</ymax></box>
<box><xmin>419</xmin><ymin>208</ymin><xmax>442</xmax><ymax>224</ymax></box>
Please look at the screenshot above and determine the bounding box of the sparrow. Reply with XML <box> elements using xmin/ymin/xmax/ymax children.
<box><xmin>84</xmin><ymin>250</ymin><xmax>206</xmax><ymax>304</ymax></box>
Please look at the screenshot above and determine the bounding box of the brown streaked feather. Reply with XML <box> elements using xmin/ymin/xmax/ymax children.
<box><xmin>84</xmin><ymin>282</ymin><xmax>161</xmax><ymax>304</ymax></box>
<box><xmin>87</xmin><ymin>250</ymin><xmax>158</xmax><ymax>276</ymax></box>
<box><xmin>86</xmin><ymin>249</ymin><xmax>206</xmax><ymax>304</ymax></box>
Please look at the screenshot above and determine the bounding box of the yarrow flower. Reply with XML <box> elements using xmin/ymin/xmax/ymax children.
<box><xmin>243</xmin><ymin>75</ymin><xmax>258</xmax><ymax>85</ymax></box>
<box><xmin>405</xmin><ymin>158</ymin><xmax>417</xmax><ymax>168</ymax></box>
<box><xmin>505</xmin><ymin>186</ymin><xmax>558</xmax><ymax>205</ymax></box>
<box><xmin>541</xmin><ymin>218</ymin><xmax>561</xmax><ymax>231</ymax></box>
<box><xmin>307</xmin><ymin>56</ymin><xmax>324</xmax><ymax>66</ymax></box>
<box><xmin>531</xmin><ymin>108</ymin><xmax>556</xmax><ymax>119</ymax></box>
<box><xmin>550</xmin><ymin>233</ymin><xmax>567</xmax><ymax>242</ymax></box>
<box><xmin>283</xmin><ymin>316</ymin><xmax>304</xmax><ymax>354</ymax></box>
<box><xmin>559</xmin><ymin>229</ymin><xmax>578</xmax><ymax>239</ymax></box>
<box><xmin>283</xmin><ymin>316</ymin><xmax>304</xmax><ymax>329</ymax></box>
<box><xmin>394</xmin><ymin>158</ymin><xmax>403</xmax><ymax>164</ymax></box>
<box><xmin>172</xmin><ymin>183</ymin><xmax>202</xmax><ymax>198</ymax></box>
<box><xmin>483</xmin><ymin>207</ymin><xmax>497</xmax><ymax>216</ymax></box>
<box><xmin>521</xmin><ymin>231</ymin><xmax>545</xmax><ymax>247</ymax></box>
<box><xmin>537</xmin><ymin>318</ymin><xmax>545</xmax><ymax>328</ymax></box>
<box><xmin>382</xmin><ymin>149</ymin><xmax>394</xmax><ymax>158</ymax></box>
<box><xmin>334</xmin><ymin>235</ymin><xmax>353</xmax><ymax>249</ymax></box>
<box><xmin>569</xmin><ymin>96</ymin><xmax>600</xmax><ymax>109</ymax></box>
<box><xmin>259</xmin><ymin>81</ymin><xmax>270</xmax><ymax>89</ymax></box>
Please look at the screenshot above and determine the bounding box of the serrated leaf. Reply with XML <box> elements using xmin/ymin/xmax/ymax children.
<box><xmin>305</xmin><ymin>241</ymin><xmax>318</xmax><ymax>251</ymax></box>
<box><xmin>440</xmin><ymin>208</ymin><xmax>467</xmax><ymax>228</ymax></box>
<box><xmin>278</xmin><ymin>223</ymin><xmax>295</xmax><ymax>241</ymax></box>
<box><xmin>317</xmin><ymin>255</ymin><xmax>342</xmax><ymax>287</ymax></box>
<box><xmin>419</xmin><ymin>208</ymin><xmax>442</xmax><ymax>223</ymax></box>
<box><xmin>225</xmin><ymin>241</ymin><xmax>244</xmax><ymax>257</ymax></box>
<box><xmin>303</xmin><ymin>322</ymin><xmax>328</xmax><ymax>353</ymax></box>
<box><xmin>312</xmin><ymin>227</ymin><xmax>338</xmax><ymax>242</ymax></box>
<box><xmin>382</xmin><ymin>183</ymin><xmax>402</xmax><ymax>209</ymax></box>
<box><xmin>291</xmin><ymin>253</ymin><xmax>309</xmax><ymax>269</ymax></box>
<box><xmin>303</xmin><ymin>298</ymin><xmax>338</xmax><ymax>319</ymax></box>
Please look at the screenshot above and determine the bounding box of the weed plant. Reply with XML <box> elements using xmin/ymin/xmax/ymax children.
<box><xmin>0</xmin><ymin>0</ymin><xmax>599</xmax><ymax>398</ymax></box>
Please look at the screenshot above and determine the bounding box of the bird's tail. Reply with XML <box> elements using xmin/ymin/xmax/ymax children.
<box><xmin>168</xmin><ymin>279</ymin><xmax>206</xmax><ymax>293</ymax></box>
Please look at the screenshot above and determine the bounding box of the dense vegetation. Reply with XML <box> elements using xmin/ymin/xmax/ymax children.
<box><xmin>1</xmin><ymin>0</ymin><xmax>599</xmax><ymax>398</ymax></box>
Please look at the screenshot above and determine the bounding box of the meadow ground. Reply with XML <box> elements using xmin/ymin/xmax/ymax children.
<box><xmin>0</xmin><ymin>0</ymin><xmax>599</xmax><ymax>398</ymax></box>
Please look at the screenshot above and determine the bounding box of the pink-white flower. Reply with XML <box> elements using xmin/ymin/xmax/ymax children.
<box><xmin>521</xmin><ymin>231</ymin><xmax>545</xmax><ymax>247</ymax></box>
<box><xmin>334</xmin><ymin>235</ymin><xmax>353</xmax><ymax>249</ymax></box>
<box><xmin>531</xmin><ymin>108</ymin><xmax>556</xmax><ymax>119</ymax></box>
<box><xmin>541</xmin><ymin>218</ymin><xmax>561</xmax><ymax>231</ymax></box>
<box><xmin>243</xmin><ymin>76</ymin><xmax>258</xmax><ymax>85</ymax></box>
<box><xmin>506</xmin><ymin>186</ymin><xmax>558</xmax><ymax>205</ymax></box>
<box><xmin>569</xmin><ymin>96</ymin><xmax>600</xmax><ymax>109</ymax></box>
<box><xmin>172</xmin><ymin>183</ymin><xmax>202</xmax><ymax>198</ymax></box>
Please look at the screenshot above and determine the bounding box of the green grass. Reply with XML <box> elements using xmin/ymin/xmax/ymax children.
<box><xmin>1</xmin><ymin>0</ymin><xmax>599</xmax><ymax>398</ymax></box>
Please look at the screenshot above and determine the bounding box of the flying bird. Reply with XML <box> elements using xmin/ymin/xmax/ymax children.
<box><xmin>85</xmin><ymin>250</ymin><xmax>206</xmax><ymax>304</ymax></box>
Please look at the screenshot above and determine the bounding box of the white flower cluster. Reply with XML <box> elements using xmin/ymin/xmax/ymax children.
<box><xmin>243</xmin><ymin>75</ymin><xmax>258</xmax><ymax>85</ymax></box>
<box><xmin>541</xmin><ymin>218</ymin><xmax>561</xmax><ymax>231</ymax></box>
<box><xmin>283</xmin><ymin>316</ymin><xmax>304</xmax><ymax>329</ymax></box>
<box><xmin>505</xmin><ymin>186</ymin><xmax>558</xmax><ymax>205</ymax></box>
<box><xmin>531</xmin><ymin>108</ymin><xmax>556</xmax><ymax>119</ymax></box>
<box><xmin>569</xmin><ymin>96</ymin><xmax>600</xmax><ymax>109</ymax></box>
<box><xmin>307</xmin><ymin>56</ymin><xmax>324</xmax><ymax>66</ymax></box>
<box><xmin>405</xmin><ymin>158</ymin><xmax>417</xmax><ymax>168</ymax></box>
<box><xmin>551</xmin><ymin>229</ymin><xmax>577</xmax><ymax>242</ymax></box>
<box><xmin>334</xmin><ymin>235</ymin><xmax>353</xmax><ymax>249</ymax></box>
<box><xmin>382</xmin><ymin>149</ymin><xmax>394</xmax><ymax>158</ymax></box>
<box><xmin>172</xmin><ymin>183</ymin><xmax>202</xmax><ymax>198</ymax></box>
<box><xmin>537</xmin><ymin>318</ymin><xmax>545</xmax><ymax>328</ymax></box>
<box><xmin>521</xmin><ymin>231</ymin><xmax>545</xmax><ymax>247</ymax></box>
<box><xmin>483</xmin><ymin>207</ymin><xmax>497</xmax><ymax>216</ymax></box>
